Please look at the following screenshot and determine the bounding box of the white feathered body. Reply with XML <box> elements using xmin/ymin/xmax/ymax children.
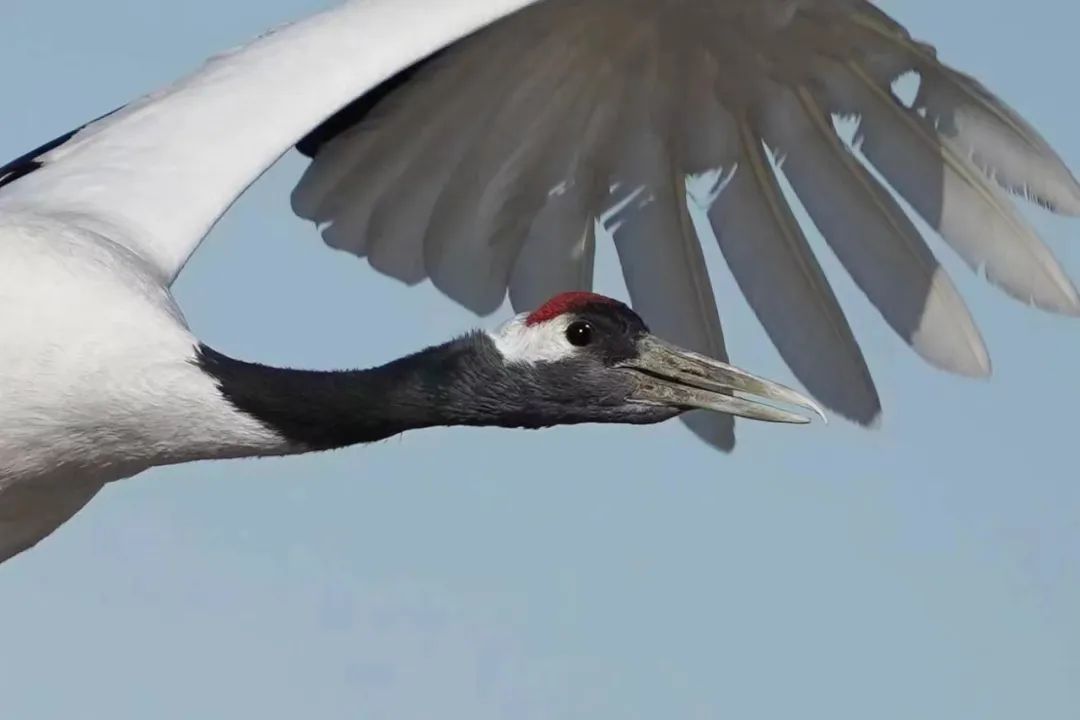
<box><xmin>0</xmin><ymin>213</ymin><xmax>283</xmax><ymax>558</ymax></box>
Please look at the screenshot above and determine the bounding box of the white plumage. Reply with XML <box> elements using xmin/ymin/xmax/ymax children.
<box><xmin>0</xmin><ymin>0</ymin><xmax>1076</xmax><ymax>562</ymax></box>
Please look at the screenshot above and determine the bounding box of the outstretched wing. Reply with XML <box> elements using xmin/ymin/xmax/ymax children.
<box><xmin>0</xmin><ymin>0</ymin><xmax>539</xmax><ymax>282</ymax></box>
<box><xmin>292</xmin><ymin>0</ymin><xmax>1080</xmax><ymax>447</ymax></box>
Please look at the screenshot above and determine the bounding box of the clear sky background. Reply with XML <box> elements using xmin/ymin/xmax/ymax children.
<box><xmin>1</xmin><ymin>1</ymin><xmax>1078</xmax><ymax>718</ymax></box>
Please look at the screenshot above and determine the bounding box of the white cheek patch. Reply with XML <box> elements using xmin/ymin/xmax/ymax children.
<box><xmin>487</xmin><ymin>314</ymin><xmax>579</xmax><ymax>364</ymax></box>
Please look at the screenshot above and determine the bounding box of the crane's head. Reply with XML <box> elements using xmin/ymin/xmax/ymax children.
<box><xmin>474</xmin><ymin>292</ymin><xmax>826</xmax><ymax>429</ymax></box>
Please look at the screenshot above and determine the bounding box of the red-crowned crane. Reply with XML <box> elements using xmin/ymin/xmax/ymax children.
<box><xmin>0</xmin><ymin>0</ymin><xmax>1075</xmax><ymax>564</ymax></box>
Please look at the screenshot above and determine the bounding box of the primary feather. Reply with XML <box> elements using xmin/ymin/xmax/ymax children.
<box><xmin>763</xmin><ymin>83</ymin><xmax>990</xmax><ymax>377</ymax></box>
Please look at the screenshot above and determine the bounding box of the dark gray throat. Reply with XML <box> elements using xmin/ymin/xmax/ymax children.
<box><xmin>193</xmin><ymin>334</ymin><xmax>564</xmax><ymax>451</ymax></box>
<box><xmin>195</xmin><ymin>339</ymin><xmax>464</xmax><ymax>450</ymax></box>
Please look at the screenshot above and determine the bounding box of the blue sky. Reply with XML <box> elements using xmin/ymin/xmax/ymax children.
<box><xmin>1</xmin><ymin>1</ymin><xmax>1078</xmax><ymax>718</ymax></box>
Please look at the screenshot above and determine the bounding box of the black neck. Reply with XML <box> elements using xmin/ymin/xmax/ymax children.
<box><xmin>195</xmin><ymin>334</ymin><xmax>563</xmax><ymax>451</ymax></box>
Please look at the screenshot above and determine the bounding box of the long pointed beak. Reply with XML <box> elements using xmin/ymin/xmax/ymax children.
<box><xmin>620</xmin><ymin>335</ymin><xmax>827</xmax><ymax>425</ymax></box>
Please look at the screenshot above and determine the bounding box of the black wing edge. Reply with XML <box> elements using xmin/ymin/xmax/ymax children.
<box><xmin>0</xmin><ymin>105</ymin><xmax>124</xmax><ymax>191</ymax></box>
<box><xmin>295</xmin><ymin>50</ymin><xmax>446</xmax><ymax>159</ymax></box>
<box><xmin>293</xmin><ymin>0</ymin><xmax>556</xmax><ymax>159</ymax></box>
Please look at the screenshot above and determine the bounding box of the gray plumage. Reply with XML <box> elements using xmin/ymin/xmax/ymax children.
<box><xmin>292</xmin><ymin>0</ymin><xmax>1080</xmax><ymax>448</ymax></box>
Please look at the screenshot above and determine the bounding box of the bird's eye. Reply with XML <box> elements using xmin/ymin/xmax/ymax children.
<box><xmin>565</xmin><ymin>321</ymin><xmax>594</xmax><ymax>347</ymax></box>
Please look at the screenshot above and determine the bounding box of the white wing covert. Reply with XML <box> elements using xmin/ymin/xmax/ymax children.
<box><xmin>0</xmin><ymin>0</ymin><xmax>540</xmax><ymax>282</ymax></box>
